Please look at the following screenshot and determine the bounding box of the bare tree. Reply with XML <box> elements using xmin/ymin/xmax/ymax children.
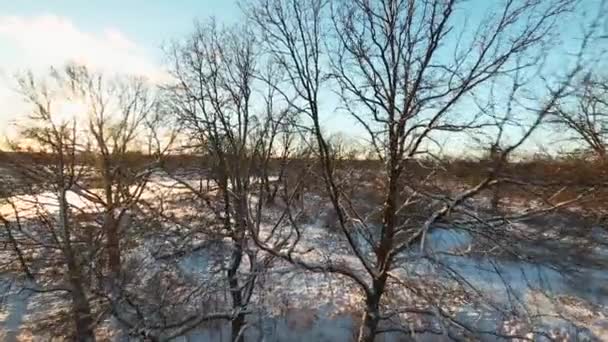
<box><xmin>163</xmin><ymin>19</ymin><xmax>291</xmax><ymax>341</ymax></box>
<box><xmin>0</xmin><ymin>65</ymin><xmax>170</xmax><ymax>340</ymax></box>
<box><xmin>245</xmin><ymin>0</ymin><xmax>597</xmax><ymax>340</ymax></box>
<box><xmin>550</xmin><ymin>74</ymin><xmax>608</xmax><ymax>159</ymax></box>
<box><xmin>2</xmin><ymin>71</ymin><xmax>98</xmax><ymax>341</ymax></box>
<box><xmin>55</xmin><ymin>64</ymin><xmax>161</xmax><ymax>280</ymax></box>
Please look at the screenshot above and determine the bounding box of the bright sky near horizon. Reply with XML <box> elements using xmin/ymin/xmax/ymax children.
<box><xmin>0</xmin><ymin>1</ymin><xmax>606</xmax><ymax>155</ymax></box>
<box><xmin>0</xmin><ymin>0</ymin><xmax>356</xmax><ymax>144</ymax></box>
<box><xmin>0</xmin><ymin>0</ymin><xmax>243</xmax><ymax>136</ymax></box>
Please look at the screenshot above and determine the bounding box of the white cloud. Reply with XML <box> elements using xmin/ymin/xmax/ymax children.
<box><xmin>0</xmin><ymin>14</ymin><xmax>164</xmax><ymax>79</ymax></box>
<box><xmin>0</xmin><ymin>14</ymin><xmax>168</xmax><ymax>137</ymax></box>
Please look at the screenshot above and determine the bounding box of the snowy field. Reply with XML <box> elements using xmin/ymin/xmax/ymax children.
<box><xmin>0</xmin><ymin>174</ymin><xmax>607</xmax><ymax>341</ymax></box>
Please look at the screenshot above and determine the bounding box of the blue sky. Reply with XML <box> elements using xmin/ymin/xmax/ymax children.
<box><xmin>0</xmin><ymin>1</ymin><xmax>605</xmax><ymax>155</ymax></box>
<box><xmin>0</xmin><ymin>0</ymin><xmax>241</xmax><ymax>49</ymax></box>
<box><xmin>0</xmin><ymin>1</ymin><xmax>244</xmax><ymax>135</ymax></box>
<box><xmin>0</xmin><ymin>0</ymin><xmax>242</xmax><ymax>72</ymax></box>
<box><xmin>0</xmin><ymin>0</ymin><xmax>358</xmax><ymax>143</ymax></box>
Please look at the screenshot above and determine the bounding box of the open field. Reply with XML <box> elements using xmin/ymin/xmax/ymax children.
<box><xmin>0</xmin><ymin>156</ymin><xmax>607</xmax><ymax>341</ymax></box>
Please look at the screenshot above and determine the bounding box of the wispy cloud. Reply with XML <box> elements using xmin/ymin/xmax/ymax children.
<box><xmin>0</xmin><ymin>14</ymin><xmax>167</xmax><ymax>136</ymax></box>
<box><xmin>0</xmin><ymin>14</ymin><xmax>165</xmax><ymax>80</ymax></box>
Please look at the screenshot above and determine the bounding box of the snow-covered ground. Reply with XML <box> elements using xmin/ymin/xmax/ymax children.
<box><xmin>1</xmin><ymin>178</ymin><xmax>607</xmax><ymax>341</ymax></box>
<box><xmin>164</xmin><ymin>216</ymin><xmax>608</xmax><ymax>340</ymax></box>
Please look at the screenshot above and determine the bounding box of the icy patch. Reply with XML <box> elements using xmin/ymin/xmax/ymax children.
<box><xmin>0</xmin><ymin>284</ymin><xmax>30</xmax><ymax>342</ymax></box>
<box><xmin>425</xmin><ymin>228</ymin><xmax>473</xmax><ymax>252</ymax></box>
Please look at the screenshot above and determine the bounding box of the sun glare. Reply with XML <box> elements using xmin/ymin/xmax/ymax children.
<box><xmin>54</xmin><ymin>99</ymin><xmax>87</xmax><ymax>123</ymax></box>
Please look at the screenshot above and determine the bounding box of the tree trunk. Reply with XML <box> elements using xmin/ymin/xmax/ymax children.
<box><xmin>231</xmin><ymin>311</ymin><xmax>246</xmax><ymax>342</ymax></box>
<box><xmin>104</xmin><ymin>213</ymin><xmax>121</xmax><ymax>278</ymax></box>
<box><xmin>228</xmin><ymin>239</ymin><xmax>245</xmax><ymax>342</ymax></box>
<box><xmin>68</xmin><ymin>266</ymin><xmax>96</xmax><ymax>342</ymax></box>
<box><xmin>101</xmin><ymin>159</ymin><xmax>121</xmax><ymax>279</ymax></box>
<box><xmin>358</xmin><ymin>293</ymin><xmax>382</xmax><ymax>342</ymax></box>
<box><xmin>63</xmin><ymin>213</ymin><xmax>95</xmax><ymax>340</ymax></box>
<box><xmin>59</xmin><ymin>188</ymin><xmax>96</xmax><ymax>341</ymax></box>
<box><xmin>359</xmin><ymin>163</ymin><xmax>397</xmax><ymax>342</ymax></box>
<box><xmin>263</xmin><ymin>174</ymin><xmax>275</xmax><ymax>204</ymax></box>
<box><xmin>491</xmin><ymin>185</ymin><xmax>501</xmax><ymax>211</ymax></box>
